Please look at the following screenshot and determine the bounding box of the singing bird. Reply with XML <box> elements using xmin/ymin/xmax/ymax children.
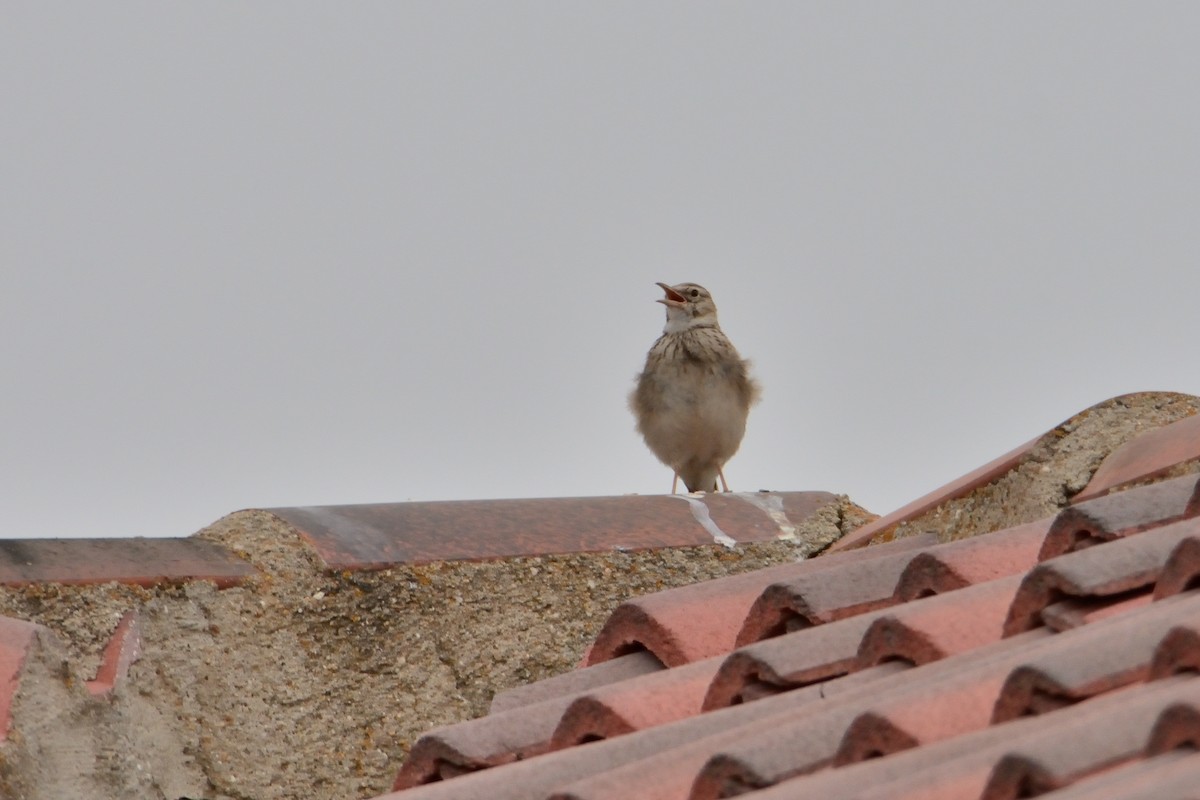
<box><xmin>630</xmin><ymin>282</ymin><xmax>760</xmax><ymax>493</ymax></box>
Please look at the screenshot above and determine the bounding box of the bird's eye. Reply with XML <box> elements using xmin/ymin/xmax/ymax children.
<box><xmin>689</xmin><ymin>289</ymin><xmax>700</xmax><ymax>298</ymax></box>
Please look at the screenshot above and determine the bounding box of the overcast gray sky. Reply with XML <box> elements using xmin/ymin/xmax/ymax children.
<box><xmin>3</xmin><ymin>4</ymin><xmax>1199</xmax><ymax>539</ymax></box>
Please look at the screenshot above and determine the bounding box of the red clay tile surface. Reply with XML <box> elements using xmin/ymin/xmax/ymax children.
<box><xmin>0</xmin><ymin>537</ymin><xmax>255</xmax><ymax>587</ymax></box>
<box><xmin>376</xmin><ymin>416</ymin><xmax>1200</xmax><ymax>800</ymax></box>
<box><xmin>267</xmin><ymin>492</ymin><xmax>837</xmax><ymax>570</ymax></box>
<box><xmin>826</xmin><ymin>434</ymin><xmax>1043</xmax><ymax>552</ymax></box>
<box><xmin>1074</xmin><ymin>412</ymin><xmax>1200</xmax><ymax>502</ymax></box>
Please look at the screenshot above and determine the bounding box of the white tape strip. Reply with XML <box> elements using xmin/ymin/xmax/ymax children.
<box><xmin>734</xmin><ymin>492</ymin><xmax>800</xmax><ymax>543</ymax></box>
<box><xmin>669</xmin><ymin>494</ymin><xmax>738</xmax><ymax>549</ymax></box>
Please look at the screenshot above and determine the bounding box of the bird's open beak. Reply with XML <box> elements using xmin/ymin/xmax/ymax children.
<box><xmin>656</xmin><ymin>282</ymin><xmax>687</xmax><ymax>307</ymax></box>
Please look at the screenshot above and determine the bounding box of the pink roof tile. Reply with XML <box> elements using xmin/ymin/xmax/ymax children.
<box><xmin>1004</xmin><ymin>516</ymin><xmax>1200</xmax><ymax>635</ymax></box>
<box><xmin>737</xmin><ymin>677</ymin><xmax>1200</xmax><ymax>800</ymax></box>
<box><xmin>267</xmin><ymin>492</ymin><xmax>838</xmax><ymax>570</ymax></box>
<box><xmin>551</xmin><ymin>664</ymin><xmax>908</xmax><ymax>800</ymax></box>
<box><xmin>1148</xmin><ymin>620</ymin><xmax>1200</xmax><ymax>678</ymax></box>
<box><xmin>394</xmin><ymin>690</ymin><xmax>579</xmax><ymax>788</ymax></box>
<box><xmin>827</xmin><ymin>434</ymin><xmax>1043</xmax><ymax>552</ymax></box>
<box><xmin>0</xmin><ymin>537</ymin><xmax>255</xmax><ymax>587</ymax></box>
<box><xmin>1041</xmin><ymin>473</ymin><xmax>1200</xmax><ymax>559</ymax></box>
<box><xmin>892</xmin><ymin>517</ymin><xmax>1053</xmax><ymax>600</ymax></box>
<box><xmin>734</xmin><ymin>535</ymin><xmax>936</xmax><ymax>645</ymax></box>
<box><xmin>1038</xmin><ymin>592</ymin><xmax>1155</xmax><ymax>632</ymax></box>
<box><xmin>1074</xmin><ymin>412</ymin><xmax>1200</xmax><ymax>502</ymax></box>
<box><xmin>548</xmin><ymin>658</ymin><xmax>720</xmax><ymax>749</ymax></box>
<box><xmin>584</xmin><ymin>533</ymin><xmax>936</xmax><ymax>668</ymax></box>
<box><xmin>702</xmin><ymin>574</ymin><xmax>1022</xmax><ymax>711</ymax></box>
<box><xmin>1154</xmin><ymin>531</ymin><xmax>1200</xmax><ymax>598</ymax></box>
<box><xmin>1030</xmin><ymin>750</ymin><xmax>1200</xmax><ymax>800</ymax></box>
<box><xmin>993</xmin><ymin>591</ymin><xmax>1200</xmax><ymax>721</ymax></box>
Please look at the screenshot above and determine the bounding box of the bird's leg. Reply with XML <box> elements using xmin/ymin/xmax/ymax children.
<box><xmin>717</xmin><ymin>468</ymin><xmax>730</xmax><ymax>493</ymax></box>
<box><xmin>671</xmin><ymin>473</ymin><xmax>680</xmax><ymax>495</ymax></box>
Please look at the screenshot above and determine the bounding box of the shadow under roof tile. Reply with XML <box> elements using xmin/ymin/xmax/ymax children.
<box><xmin>1146</xmin><ymin>701</ymin><xmax>1200</xmax><ymax>753</ymax></box>
<box><xmin>892</xmin><ymin>518</ymin><xmax>1053</xmax><ymax>601</ymax></box>
<box><xmin>267</xmin><ymin>491</ymin><xmax>839</xmax><ymax>569</ymax></box>
<box><xmin>489</xmin><ymin>651</ymin><xmax>664</xmax><ymax>714</ymax></box>
<box><xmin>585</xmin><ymin>533</ymin><xmax>937</xmax><ymax>668</ymax></box>
<box><xmin>0</xmin><ymin>537</ymin><xmax>255</xmax><ymax>588</ymax></box>
<box><xmin>1154</xmin><ymin>532</ymin><xmax>1200</xmax><ymax>598</ymax></box>
<box><xmin>1030</xmin><ymin>749</ymin><xmax>1200</xmax><ymax>800</ymax></box>
<box><xmin>1039</xmin><ymin>592</ymin><xmax>1155</xmax><ymax>632</ymax></box>
<box><xmin>993</xmin><ymin>591</ymin><xmax>1200</xmax><ymax>722</ymax></box>
<box><xmin>1074</xmin><ymin>413</ymin><xmax>1200</xmax><ymax>503</ymax></box>
<box><xmin>734</xmin><ymin>536</ymin><xmax>937</xmax><ymax>646</ymax></box>
<box><xmin>1004</xmin><ymin>517</ymin><xmax>1200</xmax><ymax>636</ymax></box>
<box><xmin>0</xmin><ymin>615</ymin><xmax>41</xmax><ymax>742</ymax></box>
<box><xmin>1149</xmin><ymin>620</ymin><xmax>1200</xmax><ymax>679</ymax></box>
<box><xmin>1041</xmin><ymin>474</ymin><xmax>1200</xmax><ymax>560</ymax></box>
<box><xmin>827</xmin><ymin>435</ymin><xmax>1043</xmax><ymax>552</ymax></box>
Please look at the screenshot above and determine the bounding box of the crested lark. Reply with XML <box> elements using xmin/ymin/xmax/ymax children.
<box><xmin>630</xmin><ymin>282</ymin><xmax>761</xmax><ymax>493</ymax></box>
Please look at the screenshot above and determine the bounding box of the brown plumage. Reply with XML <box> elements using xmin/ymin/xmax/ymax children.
<box><xmin>630</xmin><ymin>282</ymin><xmax>760</xmax><ymax>493</ymax></box>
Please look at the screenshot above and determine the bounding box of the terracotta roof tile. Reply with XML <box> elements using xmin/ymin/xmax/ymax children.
<box><xmin>550</xmin><ymin>663</ymin><xmax>908</xmax><ymax>800</ymax></box>
<box><xmin>993</xmin><ymin>591</ymin><xmax>1200</xmax><ymax>721</ymax></box>
<box><xmin>693</xmin><ymin>639</ymin><xmax>1039</xmax><ymax>798</ymax></box>
<box><xmin>389</xmin><ymin>668</ymin><xmax>877</xmax><ymax>798</ymax></box>
<box><xmin>584</xmin><ymin>533</ymin><xmax>936</xmax><ymax>668</ymax></box>
<box><xmin>1004</xmin><ymin>516</ymin><xmax>1200</xmax><ymax>635</ymax></box>
<box><xmin>0</xmin><ymin>537</ymin><xmax>255</xmax><ymax>587</ymax></box>
<box><xmin>827</xmin><ymin>435</ymin><xmax>1043</xmax><ymax>552</ymax></box>
<box><xmin>892</xmin><ymin>518</ymin><xmax>1053</xmax><ymax>600</ymax></box>
<box><xmin>548</xmin><ymin>658</ymin><xmax>720</xmax><ymax>749</ymax></box>
<box><xmin>394</xmin><ymin>692</ymin><xmax>577</xmax><ymax>788</ymax></box>
<box><xmin>734</xmin><ymin>534</ymin><xmax>936</xmax><ymax>646</ymax></box>
<box><xmin>1038</xmin><ymin>592</ymin><xmax>1155</xmax><ymax>631</ymax></box>
<box><xmin>1154</xmin><ymin>531</ymin><xmax>1200</xmax><ymax>598</ymax></box>
<box><xmin>1041</xmin><ymin>473</ymin><xmax>1200</xmax><ymax>559</ymax></box>
<box><xmin>740</xmin><ymin>676</ymin><xmax>1200</xmax><ymax>800</ymax></box>
<box><xmin>701</xmin><ymin>573</ymin><xmax>1022</xmax><ymax>711</ymax></box>
<box><xmin>854</xmin><ymin>573</ymin><xmax>1024</xmax><ymax>667</ymax></box>
<box><xmin>1074</xmin><ymin>412</ymin><xmax>1200</xmax><ymax>502</ymax></box>
<box><xmin>1148</xmin><ymin>620</ymin><xmax>1200</xmax><ymax>678</ymax></box>
<box><xmin>267</xmin><ymin>492</ymin><xmax>838</xmax><ymax>570</ymax></box>
<box><xmin>1031</xmin><ymin>750</ymin><xmax>1200</xmax><ymax>800</ymax></box>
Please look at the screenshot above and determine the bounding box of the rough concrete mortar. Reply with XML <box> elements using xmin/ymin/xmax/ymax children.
<box><xmin>0</xmin><ymin>494</ymin><xmax>865</xmax><ymax>800</ymax></box>
<box><xmin>880</xmin><ymin>391</ymin><xmax>1200</xmax><ymax>544</ymax></box>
